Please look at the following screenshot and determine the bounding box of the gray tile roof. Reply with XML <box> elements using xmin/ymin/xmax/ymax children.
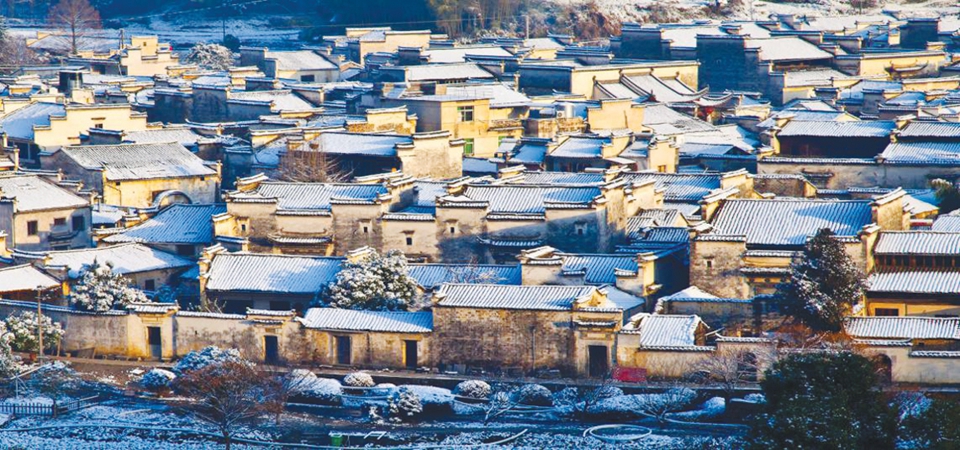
<box><xmin>558</xmin><ymin>254</ymin><xmax>638</xmax><ymax>285</ymax></box>
<box><xmin>0</xmin><ymin>174</ymin><xmax>89</xmax><ymax>212</ymax></box>
<box><xmin>407</xmin><ymin>264</ymin><xmax>520</xmax><ymax>290</ymax></box>
<box><xmin>879</xmin><ymin>142</ymin><xmax>960</xmax><ymax>166</ymax></box>
<box><xmin>746</xmin><ymin>37</ymin><xmax>834</xmax><ymax>62</ymax></box>
<box><xmin>103</xmin><ymin>204</ymin><xmax>226</xmax><ymax>245</ymax></box>
<box><xmin>456</xmin><ymin>184</ymin><xmax>601</xmax><ymax>214</ymax></box>
<box><xmin>445</xmin><ymin>83</ymin><xmax>532</xmax><ymax>107</ymax></box>
<box><xmin>623</xmin><ymin>314</ymin><xmax>705</xmax><ymax>347</ymax></box>
<box><xmin>845</xmin><ymin>316</ymin><xmax>960</xmax><ymax>339</ymax></box>
<box><xmin>59</xmin><ymin>142</ymin><xmax>217</xmax><ymax>181</ymax></box>
<box><xmin>519</xmin><ymin>171</ymin><xmax>605</xmax><ymax>185</ymax></box>
<box><xmin>266</xmin><ymin>50</ymin><xmax>338</xmax><ymax>71</ymax></box>
<box><xmin>0</xmin><ymin>264</ymin><xmax>60</xmax><ymax>292</ymax></box>
<box><xmin>710</xmin><ymin>199</ymin><xmax>873</xmax><ymax>246</ymax></box>
<box><xmin>933</xmin><ymin>214</ymin><xmax>960</xmax><ymax>232</ymax></box>
<box><xmin>205</xmin><ymin>252</ymin><xmax>343</xmax><ymax>294</ymax></box>
<box><xmin>40</xmin><ymin>243</ymin><xmax>194</xmax><ymax>278</ymax></box>
<box><xmin>621</xmin><ymin>172</ymin><xmax>721</xmax><ymax>202</ymax></box>
<box><xmin>868</xmin><ymin>269</ymin><xmax>960</xmax><ymax>295</ymax></box>
<box><xmin>300</xmin><ymin>307</ymin><xmax>432</xmax><ymax>333</ymax></box>
<box><xmin>232</xmin><ymin>182</ymin><xmax>388</xmax><ymax>212</ymax></box>
<box><xmin>549</xmin><ymin>135</ymin><xmax>607</xmax><ymax>159</ymax></box>
<box><xmin>314</xmin><ymin>132</ymin><xmax>412</xmax><ymax>157</ymax></box>
<box><xmin>897</xmin><ymin>121</ymin><xmax>960</xmax><ymax>138</ymax></box>
<box><xmin>875</xmin><ymin>231</ymin><xmax>960</xmax><ymax>255</ymax></box>
<box><xmin>776</xmin><ymin>120</ymin><xmax>896</xmax><ymax>138</ymax></box>
<box><xmin>230</xmin><ymin>90</ymin><xmax>315</xmax><ymax>111</ymax></box>
<box><xmin>122</xmin><ymin>127</ymin><xmax>204</xmax><ymax>147</ymax></box>
<box><xmin>403</xmin><ymin>63</ymin><xmax>494</xmax><ymax>82</ymax></box>
<box><xmin>422</xmin><ymin>46</ymin><xmax>514</xmax><ymax>64</ymax></box>
<box><xmin>0</xmin><ymin>102</ymin><xmax>65</xmax><ymax>140</ymax></box>
<box><xmin>435</xmin><ymin>283</ymin><xmax>599</xmax><ymax>311</ymax></box>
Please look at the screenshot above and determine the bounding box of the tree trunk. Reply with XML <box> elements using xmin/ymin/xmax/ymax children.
<box><xmin>224</xmin><ymin>434</ymin><xmax>231</xmax><ymax>450</ymax></box>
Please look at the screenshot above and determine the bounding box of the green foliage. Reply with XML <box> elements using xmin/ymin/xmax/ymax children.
<box><xmin>900</xmin><ymin>398</ymin><xmax>960</xmax><ymax>449</ymax></box>
<box><xmin>932</xmin><ymin>178</ymin><xmax>960</xmax><ymax>215</ymax></box>
<box><xmin>775</xmin><ymin>228</ymin><xmax>867</xmax><ymax>332</ymax></box>
<box><xmin>4</xmin><ymin>311</ymin><xmax>64</xmax><ymax>353</ymax></box>
<box><xmin>748</xmin><ymin>352</ymin><xmax>897</xmax><ymax>449</ymax></box>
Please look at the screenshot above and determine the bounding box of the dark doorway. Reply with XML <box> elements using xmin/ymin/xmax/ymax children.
<box><xmin>336</xmin><ymin>336</ymin><xmax>352</xmax><ymax>365</ymax></box>
<box><xmin>588</xmin><ymin>345</ymin><xmax>608</xmax><ymax>377</ymax></box>
<box><xmin>404</xmin><ymin>340</ymin><xmax>418</xmax><ymax>369</ymax></box>
<box><xmin>147</xmin><ymin>327</ymin><xmax>162</xmax><ymax>361</ymax></box>
<box><xmin>874</xmin><ymin>354</ymin><xmax>893</xmax><ymax>384</ymax></box>
<box><xmin>264</xmin><ymin>336</ymin><xmax>279</xmax><ymax>364</ymax></box>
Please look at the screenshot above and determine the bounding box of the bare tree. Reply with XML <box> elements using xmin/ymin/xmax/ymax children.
<box><xmin>174</xmin><ymin>361</ymin><xmax>268</xmax><ymax>450</ymax></box>
<box><xmin>695</xmin><ymin>348</ymin><xmax>769</xmax><ymax>400</ymax></box>
<box><xmin>276</xmin><ymin>142</ymin><xmax>350</xmax><ymax>183</ymax></box>
<box><xmin>261</xmin><ymin>369</ymin><xmax>316</xmax><ymax>425</ymax></box>
<box><xmin>631</xmin><ymin>387</ymin><xmax>696</xmax><ymax>424</ymax></box>
<box><xmin>47</xmin><ymin>0</ymin><xmax>101</xmax><ymax>55</ymax></box>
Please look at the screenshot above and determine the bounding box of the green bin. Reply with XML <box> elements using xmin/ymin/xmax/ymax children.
<box><xmin>329</xmin><ymin>432</ymin><xmax>343</xmax><ymax>447</ymax></box>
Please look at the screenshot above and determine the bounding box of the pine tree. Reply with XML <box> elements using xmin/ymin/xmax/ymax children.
<box><xmin>932</xmin><ymin>178</ymin><xmax>960</xmax><ymax>215</ymax></box>
<box><xmin>324</xmin><ymin>250</ymin><xmax>419</xmax><ymax>311</ymax></box>
<box><xmin>775</xmin><ymin>228</ymin><xmax>867</xmax><ymax>332</ymax></box>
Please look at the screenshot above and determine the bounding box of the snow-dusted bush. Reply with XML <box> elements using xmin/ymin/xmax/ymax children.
<box><xmin>399</xmin><ymin>385</ymin><xmax>453</xmax><ymax>406</ymax></box>
<box><xmin>514</xmin><ymin>384</ymin><xmax>553</xmax><ymax>406</ymax></box>
<box><xmin>172</xmin><ymin>346</ymin><xmax>245</xmax><ymax>375</ymax></box>
<box><xmin>634</xmin><ymin>388</ymin><xmax>697</xmax><ymax>423</ymax></box>
<box><xmin>69</xmin><ymin>260</ymin><xmax>150</xmax><ymax>312</ymax></box>
<box><xmin>0</xmin><ymin>323</ymin><xmax>21</xmax><ymax>378</ymax></box>
<box><xmin>387</xmin><ymin>386</ymin><xmax>423</xmax><ymax>421</ymax></box>
<box><xmin>324</xmin><ymin>249</ymin><xmax>419</xmax><ymax>311</ymax></box>
<box><xmin>742</xmin><ymin>393</ymin><xmax>766</xmax><ymax>404</ymax></box>
<box><xmin>183</xmin><ymin>42</ymin><xmax>234</xmax><ymax>70</ymax></box>
<box><xmin>672</xmin><ymin>397</ymin><xmax>725</xmax><ymax>421</ymax></box>
<box><xmin>454</xmin><ymin>380</ymin><xmax>491</xmax><ymax>399</ymax></box>
<box><xmin>139</xmin><ymin>368</ymin><xmax>176</xmax><ymax>393</ymax></box>
<box><xmin>343</xmin><ymin>371</ymin><xmax>375</xmax><ymax>387</ymax></box>
<box><xmin>30</xmin><ymin>361</ymin><xmax>79</xmax><ymax>404</ymax></box>
<box><xmin>298</xmin><ymin>377</ymin><xmax>343</xmax><ymax>405</ymax></box>
<box><xmin>5</xmin><ymin>311</ymin><xmax>63</xmax><ymax>353</ymax></box>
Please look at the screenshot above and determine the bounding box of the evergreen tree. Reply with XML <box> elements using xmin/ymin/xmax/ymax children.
<box><xmin>748</xmin><ymin>352</ymin><xmax>897</xmax><ymax>449</ymax></box>
<box><xmin>324</xmin><ymin>249</ymin><xmax>419</xmax><ymax>311</ymax></box>
<box><xmin>775</xmin><ymin>228</ymin><xmax>867</xmax><ymax>332</ymax></box>
<box><xmin>932</xmin><ymin>178</ymin><xmax>960</xmax><ymax>215</ymax></box>
<box><xmin>69</xmin><ymin>260</ymin><xmax>150</xmax><ymax>312</ymax></box>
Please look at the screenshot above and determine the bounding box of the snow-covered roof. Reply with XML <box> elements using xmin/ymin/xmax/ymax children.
<box><xmin>867</xmin><ymin>270</ymin><xmax>960</xmax><ymax>295</ymax></box>
<box><xmin>0</xmin><ymin>264</ymin><xmax>60</xmax><ymax>292</ymax></box>
<box><xmin>229</xmin><ymin>182</ymin><xmax>387</xmax><ymax>212</ymax></box>
<box><xmin>709</xmin><ymin>199</ymin><xmax>874</xmax><ymax>247</ymax></box>
<box><xmin>845</xmin><ymin>316</ymin><xmax>960</xmax><ymax>340</ymax></box>
<box><xmin>435</xmin><ymin>283</ymin><xmax>601</xmax><ymax>311</ymax></box>
<box><xmin>204</xmin><ymin>252</ymin><xmax>343</xmax><ymax>294</ymax></box>
<box><xmin>444</xmin><ymin>83</ymin><xmax>531</xmax><ymax>107</ymax></box>
<box><xmin>0</xmin><ymin>102</ymin><xmax>65</xmax><ymax>140</ymax></box>
<box><xmin>300</xmin><ymin>308</ymin><xmax>432</xmax><ymax>333</ymax></box>
<box><xmin>875</xmin><ymin>231</ymin><xmax>960</xmax><ymax>255</ymax></box>
<box><xmin>933</xmin><ymin>214</ymin><xmax>960</xmax><ymax>232</ymax></box>
<box><xmin>557</xmin><ymin>253</ymin><xmax>638</xmax><ymax>285</ymax></box>
<box><xmin>36</xmin><ymin>243</ymin><xmax>194</xmax><ymax>278</ymax></box>
<box><xmin>451</xmin><ymin>184</ymin><xmax>601</xmax><ymax>214</ymax></box>
<box><xmin>0</xmin><ymin>173</ymin><xmax>89</xmax><ymax>212</ymax></box>
<box><xmin>121</xmin><ymin>127</ymin><xmax>205</xmax><ymax>147</ymax></box>
<box><xmin>879</xmin><ymin>141</ymin><xmax>960</xmax><ymax>166</ymax></box>
<box><xmin>620</xmin><ymin>172</ymin><xmax>724</xmax><ymax>203</ymax></box>
<box><xmin>58</xmin><ymin>142</ymin><xmax>217</xmax><ymax>181</ymax></box>
<box><xmin>407</xmin><ymin>264</ymin><xmax>520</xmax><ymax>290</ymax></box>
<box><xmin>229</xmin><ymin>90</ymin><xmax>316</xmax><ymax>111</ymax></box>
<box><xmin>777</xmin><ymin>120</ymin><xmax>896</xmax><ymax>138</ymax></box>
<box><xmin>745</xmin><ymin>37</ymin><xmax>834</xmax><ymax>62</ymax></box>
<box><xmin>265</xmin><ymin>50</ymin><xmax>338</xmax><ymax>71</ymax></box>
<box><xmin>401</xmin><ymin>63</ymin><xmax>494</xmax><ymax>82</ymax></box>
<box><xmin>518</xmin><ymin>171</ymin><xmax>604</xmax><ymax>185</ymax></box>
<box><xmin>422</xmin><ymin>46</ymin><xmax>513</xmax><ymax>64</ymax></box>
<box><xmin>623</xmin><ymin>313</ymin><xmax>705</xmax><ymax>348</ymax></box>
<box><xmin>103</xmin><ymin>204</ymin><xmax>226</xmax><ymax>245</ymax></box>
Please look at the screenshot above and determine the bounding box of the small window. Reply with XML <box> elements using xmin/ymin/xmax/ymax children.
<box><xmin>53</xmin><ymin>217</ymin><xmax>66</xmax><ymax>227</ymax></box>
<box><xmin>93</xmin><ymin>123</ymin><xmax>104</xmax><ymax>129</ymax></box>
<box><xmin>574</xmin><ymin>223</ymin><xmax>587</xmax><ymax>236</ymax></box>
<box><xmin>449</xmin><ymin>227</ymin><xmax>456</xmax><ymax>234</ymax></box>
<box><xmin>240</xmin><ymin>224</ymin><xmax>247</xmax><ymax>232</ymax></box>
<box><xmin>875</xmin><ymin>308</ymin><xmax>900</xmax><ymax>317</ymax></box>
<box><xmin>200</xmin><ymin>176</ymin><xmax>206</xmax><ymax>181</ymax></box>
<box><xmin>27</xmin><ymin>221</ymin><xmax>38</xmax><ymax>236</ymax></box>
<box><xmin>363</xmin><ymin>226</ymin><xmax>369</xmax><ymax>234</ymax></box>
<box><xmin>657</xmin><ymin>165</ymin><xmax>667</xmax><ymax>173</ymax></box>
<box><xmin>176</xmin><ymin>245</ymin><xmax>193</xmax><ymax>256</ymax></box>
<box><xmin>405</xmin><ymin>236</ymin><xmax>413</xmax><ymax>246</ymax></box>
<box><xmin>72</xmin><ymin>215</ymin><xmax>85</xmax><ymax>232</ymax></box>
<box><xmin>115</xmin><ymin>182</ymin><xmax>121</xmax><ymax>186</ymax></box>
<box><xmin>458</xmin><ymin>105</ymin><xmax>475</xmax><ymax>122</ymax></box>
<box><xmin>300</xmin><ymin>74</ymin><xmax>315</xmax><ymax>82</ymax></box>
<box><xmin>144</xmin><ymin>279</ymin><xmax>156</xmax><ymax>291</ymax></box>
<box><xmin>463</xmin><ymin>138</ymin><xmax>474</xmax><ymax>156</ymax></box>
<box><xmin>706</xmin><ymin>260</ymin><xmax>713</xmax><ymax>269</ymax></box>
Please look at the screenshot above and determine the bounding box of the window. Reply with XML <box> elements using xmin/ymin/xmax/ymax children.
<box><xmin>405</xmin><ymin>236</ymin><xmax>413</xmax><ymax>246</ymax></box>
<box><xmin>463</xmin><ymin>138</ymin><xmax>474</xmax><ymax>156</ymax></box>
<box><xmin>705</xmin><ymin>260</ymin><xmax>713</xmax><ymax>269</ymax></box>
<box><xmin>93</xmin><ymin>123</ymin><xmax>104</xmax><ymax>129</ymax></box>
<box><xmin>72</xmin><ymin>215</ymin><xmax>85</xmax><ymax>232</ymax></box>
<box><xmin>458</xmin><ymin>106</ymin><xmax>474</xmax><ymax>122</ymax></box>
<box><xmin>300</xmin><ymin>74</ymin><xmax>316</xmax><ymax>82</ymax></box>
<box><xmin>657</xmin><ymin>165</ymin><xmax>667</xmax><ymax>173</ymax></box>
<box><xmin>27</xmin><ymin>221</ymin><xmax>38</xmax><ymax>236</ymax></box>
<box><xmin>144</xmin><ymin>279</ymin><xmax>156</xmax><ymax>291</ymax></box>
<box><xmin>240</xmin><ymin>224</ymin><xmax>247</xmax><ymax>233</ymax></box>
<box><xmin>574</xmin><ymin>223</ymin><xmax>587</xmax><ymax>236</ymax></box>
<box><xmin>875</xmin><ymin>308</ymin><xmax>900</xmax><ymax>317</ymax></box>
<box><xmin>176</xmin><ymin>245</ymin><xmax>194</xmax><ymax>256</ymax></box>
<box><xmin>53</xmin><ymin>217</ymin><xmax>66</xmax><ymax>227</ymax></box>
<box><xmin>450</xmin><ymin>227</ymin><xmax>456</xmax><ymax>234</ymax></box>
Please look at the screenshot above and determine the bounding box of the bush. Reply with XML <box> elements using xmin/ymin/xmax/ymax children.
<box><xmin>343</xmin><ymin>371</ymin><xmax>375</xmax><ymax>387</ymax></box>
<box><xmin>454</xmin><ymin>380</ymin><xmax>492</xmax><ymax>399</ymax></box>
<box><xmin>139</xmin><ymin>368</ymin><xmax>176</xmax><ymax>393</ymax></box>
<box><xmin>173</xmin><ymin>346</ymin><xmax>245</xmax><ymax>375</ymax></box>
<box><xmin>5</xmin><ymin>312</ymin><xmax>64</xmax><ymax>353</ymax></box>
<box><xmin>514</xmin><ymin>384</ymin><xmax>553</xmax><ymax>406</ymax></box>
<box><xmin>297</xmin><ymin>377</ymin><xmax>343</xmax><ymax>405</ymax></box>
<box><xmin>387</xmin><ymin>387</ymin><xmax>423</xmax><ymax>421</ymax></box>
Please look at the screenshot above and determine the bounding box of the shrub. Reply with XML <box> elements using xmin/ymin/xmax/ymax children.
<box><xmin>514</xmin><ymin>384</ymin><xmax>553</xmax><ymax>406</ymax></box>
<box><xmin>387</xmin><ymin>387</ymin><xmax>423</xmax><ymax>421</ymax></box>
<box><xmin>343</xmin><ymin>371</ymin><xmax>375</xmax><ymax>387</ymax></box>
<box><xmin>454</xmin><ymin>380</ymin><xmax>492</xmax><ymax>399</ymax></box>
<box><xmin>298</xmin><ymin>377</ymin><xmax>343</xmax><ymax>405</ymax></box>
<box><xmin>173</xmin><ymin>346</ymin><xmax>245</xmax><ymax>375</ymax></box>
<box><xmin>5</xmin><ymin>312</ymin><xmax>64</xmax><ymax>353</ymax></box>
<box><xmin>140</xmin><ymin>368</ymin><xmax>176</xmax><ymax>393</ymax></box>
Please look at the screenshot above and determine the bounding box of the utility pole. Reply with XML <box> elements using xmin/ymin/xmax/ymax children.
<box><xmin>222</xmin><ymin>0</ymin><xmax>227</xmax><ymax>43</ymax></box>
<box><xmin>525</xmin><ymin>15</ymin><xmax>530</xmax><ymax>40</ymax></box>
<box><xmin>35</xmin><ymin>286</ymin><xmax>43</xmax><ymax>362</ymax></box>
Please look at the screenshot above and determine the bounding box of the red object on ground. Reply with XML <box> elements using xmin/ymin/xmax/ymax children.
<box><xmin>612</xmin><ymin>367</ymin><xmax>647</xmax><ymax>383</ymax></box>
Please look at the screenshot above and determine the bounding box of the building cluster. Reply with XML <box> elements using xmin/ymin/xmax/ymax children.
<box><xmin>6</xmin><ymin>12</ymin><xmax>960</xmax><ymax>382</ymax></box>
